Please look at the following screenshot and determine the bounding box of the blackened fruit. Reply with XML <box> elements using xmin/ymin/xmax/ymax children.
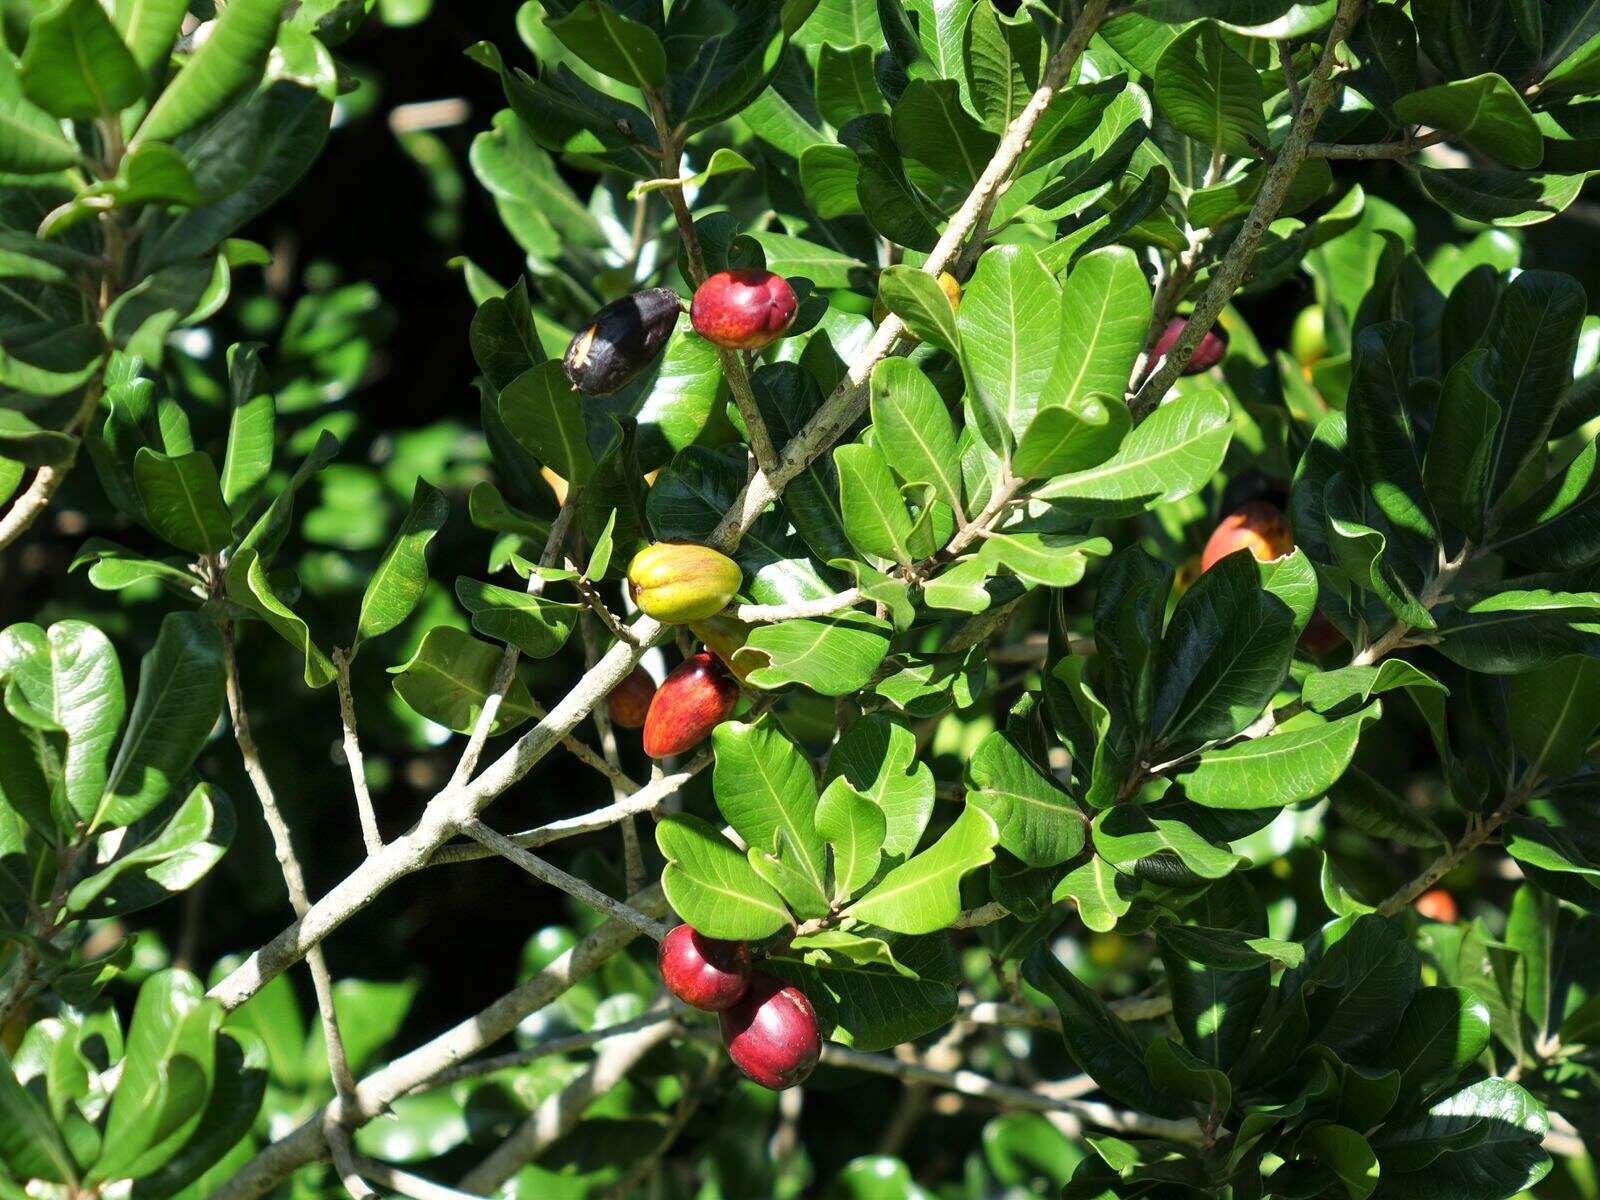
<box><xmin>606</xmin><ymin>665</ymin><xmax>656</xmax><ymax>730</ymax></box>
<box><xmin>1147</xmin><ymin>316</ymin><xmax>1228</xmax><ymax>378</ymax></box>
<box><xmin>658</xmin><ymin>923</ymin><xmax>751</xmax><ymax>1012</ymax></box>
<box><xmin>1415</xmin><ymin>889</ymin><xmax>1459</xmax><ymax>923</ymax></box>
<box><xmin>1298</xmin><ymin>609</ymin><xmax>1346</xmax><ymax>655</ymax></box>
<box><xmin>691</xmin><ymin>269</ymin><xmax>798</xmax><ymax>350</ymax></box>
<box><xmin>719</xmin><ymin>973</ymin><xmax>821</xmax><ymax>1090</ymax></box>
<box><xmin>642</xmin><ymin>652</ymin><xmax>739</xmax><ymax>758</ymax></box>
<box><xmin>563</xmin><ymin>287</ymin><xmax>682</xmax><ymax>395</ymax></box>
<box><xmin>627</xmin><ymin>542</ymin><xmax>742</xmax><ymax>623</ymax></box>
<box><xmin>1200</xmin><ymin>501</ymin><xmax>1294</xmax><ymax>573</ymax></box>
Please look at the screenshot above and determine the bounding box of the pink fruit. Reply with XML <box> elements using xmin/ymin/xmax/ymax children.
<box><xmin>1200</xmin><ymin>501</ymin><xmax>1294</xmax><ymax>572</ymax></box>
<box><xmin>641</xmin><ymin>652</ymin><xmax>738</xmax><ymax>758</ymax></box>
<box><xmin>719</xmin><ymin>973</ymin><xmax>821</xmax><ymax>1090</ymax></box>
<box><xmin>690</xmin><ymin>269</ymin><xmax>798</xmax><ymax>350</ymax></box>
<box><xmin>1148</xmin><ymin>317</ymin><xmax>1228</xmax><ymax>377</ymax></box>
<box><xmin>658</xmin><ymin>923</ymin><xmax>751</xmax><ymax>1012</ymax></box>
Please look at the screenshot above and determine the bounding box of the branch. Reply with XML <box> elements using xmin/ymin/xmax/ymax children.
<box><xmin>222</xmin><ymin>624</ymin><xmax>368</xmax><ymax>1199</ymax></box>
<box><xmin>459</xmin><ymin>818</ymin><xmax>671</xmax><ymax>940</ymax></box>
<box><xmin>420</xmin><ymin>1011</ymin><xmax>676</xmax><ymax>1091</ymax></box>
<box><xmin>1129</xmin><ymin>0</ymin><xmax>1367</xmax><ymax>419</ymax></box>
<box><xmin>212</xmin><ymin>886</ymin><xmax>672</xmax><ymax>1199</ymax></box>
<box><xmin>351</xmin><ymin>1158</ymin><xmax>480</xmax><ymax>1200</ymax></box>
<box><xmin>332</xmin><ymin>649</ymin><xmax>383</xmax><ymax>856</ymax></box>
<box><xmin>207</xmin><ymin>0</ymin><xmax>1112</xmax><ymax>1018</ymax></box>
<box><xmin>578</xmin><ymin>612</ymin><xmax>644</xmax><ymax>893</ymax></box>
<box><xmin>1375</xmin><ymin>780</ymin><xmax>1536</xmax><ymax>917</ymax></box>
<box><xmin>458</xmin><ymin>1009</ymin><xmax>678</xmax><ymax>1193</ymax></box>
<box><xmin>0</xmin><ymin>377</ymin><xmax>104</xmax><ymax>556</ymax></box>
<box><xmin>733</xmin><ymin>589</ymin><xmax>863</xmax><ymax>623</ymax></box>
<box><xmin>1309</xmin><ymin>129</ymin><xmax>1449</xmax><ymax>159</ymax></box>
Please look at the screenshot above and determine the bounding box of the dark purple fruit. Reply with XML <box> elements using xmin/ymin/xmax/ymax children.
<box><xmin>563</xmin><ymin>287</ymin><xmax>682</xmax><ymax>395</ymax></box>
<box><xmin>1147</xmin><ymin>317</ymin><xmax>1228</xmax><ymax>378</ymax></box>
<box><xmin>719</xmin><ymin>973</ymin><xmax>821</xmax><ymax>1090</ymax></box>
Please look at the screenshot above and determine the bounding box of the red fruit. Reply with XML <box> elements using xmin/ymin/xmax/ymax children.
<box><xmin>1299</xmin><ymin>610</ymin><xmax>1346</xmax><ymax>655</ymax></box>
<box><xmin>658</xmin><ymin>924</ymin><xmax>751</xmax><ymax>1011</ymax></box>
<box><xmin>1414</xmin><ymin>889</ymin><xmax>1459</xmax><ymax>923</ymax></box>
<box><xmin>607</xmin><ymin>666</ymin><xmax>656</xmax><ymax>730</ymax></box>
<box><xmin>1200</xmin><ymin>501</ymin><xmax>1295</xmax><ymax>572</ymax></box>
<box><xmin>719</xmin><ymin>973</ymin><xmax>821</xmax><ymax>1090</ymax></box>
<box><xmin>641</xmin><ymin>651</ymin><xmax>739</xmax><ymax>758</ymax></box>
<box><xmin>690</xmin><ymin>269</ymin><xmax>798</xmax><ymax>350</ymax></box>
<box><xmin>1147</xmin><ymin>317</ymin><xmax>1228</xmax><ymax>377</ymax></box>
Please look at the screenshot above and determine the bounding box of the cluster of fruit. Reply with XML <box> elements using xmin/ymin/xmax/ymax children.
<box><xmin>657</xmin><ymin>924</ymin><xmax>821</xmax><ymax>1091</ymax></box>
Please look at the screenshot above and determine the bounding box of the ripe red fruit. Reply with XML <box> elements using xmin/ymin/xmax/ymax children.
<box><xmin>1147</xmin><ymin>316</ymin><xmax>1228</xmax><ymax>377</ymax></box>
<box><xmin>606</xmin><ymin>666</ymin><xmax>656</xmax><ymax>730</ymax></box>
<box><xmin>690</xmin><ymin>269</ymin><xmax>798</xmax><ymax>350</ymax></box>
<box><xmin>1414</xmin><ymin>889</ymin><xmax>1459</xmax><ymax>923</ymax></box>
<box><xmin>657</xmin><ymin>924</ymin><xmax>751</xmax><ymax>1012</ymax></box>
<box><xmin>719</xmin><ymin>973</ymin><xmax>821</xmax><ymax>1090</ymax></box>
<box><xmin>641</xmin><ymin>651</ymin><xmax>739</xmax><ymax>758</ymax></box>
<box><xmin>1200</xmin><ymin>501</ymin><xmax>1295</xmax><ymax>572</ymax></box>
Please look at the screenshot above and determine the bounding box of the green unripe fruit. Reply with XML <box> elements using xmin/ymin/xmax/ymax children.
<box><xmin>1291</xmin><ymin>305</ymin><xmax>1327</xmax><ymax>369</ymax></box>
<box><xmin>627</xmin><ymin>542</ymin><xmax>742</xmax><ymax>623</ymax></box>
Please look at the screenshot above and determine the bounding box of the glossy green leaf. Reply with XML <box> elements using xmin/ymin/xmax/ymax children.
<box><xmin>224</xmin><ymin>549</ymin><xmax>335</xmax><ymax>689</ymax></box>
<box><xmin>20</xmin><ymin>0</ymin><xmax>144</xmax><ymax>120</ymax></box>
<box><xmin>548</xmin><ymin>0</ymin><xmax>666</xmax><ymax>88</ymax></box>
<box><xmin>825</xmin><ymin>714</ymin><xmax>935</xmax><ymax>860</ymax></box>
<box><xmin>499</xmin><ymin>359</ymin><xmax>595</xmax><ymax>486</ymax></box>
<box><xmin>712</xmin><ymin>718</ymin><xmax>828</xmax><ymax>896</ymax></box>
<box><xmin>956</xmin><ymin>244</ymin><xmax>1061</xmax><ymax>450</ymax></box>
<box><xmin>1154</xmin><ymin>21</ymin><xmax>1267</xmax><ymax>156</ymax></box>
<box><xmin>0</xmin><ymin>49</ymin><xmax>80</xmax><ymax>173</ymax></box>
<box><xmin>657</xmin><ymin>812</ymin><xmax>790</xmax><ymax>939</ymax></box>
<box><xmin>874</xmin><ymin>266</ymin><xmax>959</xmax><ymax>355</ymax></box>
<box><xmin>1175</xmin><ymin>707</ymin><xmax>1379</xmax><ymax>810</ymax></box>
<box><xmin>133</xmin><ymin>449</ymin><xmax>233</xmax><ymax>556</ymax></box>
<box><xmin>844</xmin><ymin>802</ymin><xmax>997</xmax><ymax>934</ymax></box>
<box><xmin>134</xmin><ymin>0</ymin><xmax>281</xmax><ymax>145</ymax></box>
<box><xmin>966</xmin><ymin>729</ymin><xmax>1085</xmax><ymax>868</ymax></box>
<box><xmin>742</xmin><ymin>611</ymin><xmax>892</xmax><ymax>695</ymax></box>
<box><xmin>1394</xmin><ymin>74</ymin><xmax>1542</xmax><ymax>169</ymax></box>
<box><xmin>355</xmin><ymin>479</ymin><xmax>448</xmax><ymax>646</ymax></box>
<box><xmin>219</xmin><ymin>343</ymin><xmax>275</xmax><ymax>511</ymax></box>
<box><xmin>1041</xmin><ymin>246</ymin><xmax>1151</xmax><ymax>410</ymax></box>
<box><xmin>388</xmin><ymin>626</ymin><xmax>535</xmax><ymax>735</ymax></box>
<box><xmin>815</xmin><ymin>776</ymin><xmax>885</xmax><ymax>903</ymax></box>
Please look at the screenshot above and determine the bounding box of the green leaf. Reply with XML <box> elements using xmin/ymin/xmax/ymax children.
<box><xmin>825</xmin><ymin>714</ymin><xmax>935</xmax><ymax>860</ymax></box>
<box><xmin>1093</xmin><ymin>806</ymin><xmax>1242</xmax><ymax>880</ymax></box>
<box><xmin>134</xmin><ymin>0</ymin><xmax>281</xmax><ymax>145</ymax></box>
<box><xmin>966</xmin><ymin>730</ymin><xmax>1085</xmax><ymax>868</ymax></box>
<box><xmin>1393</xmin><ymin>73</ymin><xmax>1542</xmax><ymax>169</ymax></box>
<box><xmin>548</xmin><ymin>0</ymin><xmax>666</xmax><ymax>89</ymax></box>
<box><xmin>712</xmin><ymin>718</ymin><xmax>829</xmax><ymax>897</ymax></box>
<box><xmin>835</xmin><ymin>441</ymin><xmax>916</xmax><ymax>567</ymax></box>
<box><xmin>19</xmin><ymin>0</ymin><xmax>144</xmax><ymax>120</ymax></box>
<box><xmin>1481</xmin><ymin>271</ymin><xmax>1587</xmax><ymax>507</ymax></box>
<box><xmin>1301</xmin><ymin>659</ymin><xmax>1446</xmax><ymax>714</ymax></box>
<box><xmin>891</xmin><ymin>78</ymin><xmax>995</xmax><ymax>189</ymax></box>
<box><xmin>875</xmin><ymin>266</ymin><xmax>959</xmax><ymax>355</ymax></box>
<box><xmin>1154</xmin><ymin>21</ymin><xmax>1267</xmax><ymax>156</ymax></box>
<box><xmin>844</xmin><ymin>802</ymin><xmax>997</xmax><ymax>934</ymax></box>
<box><xmin>234</xmin><ymin>430</ymin><xmax>338</xmax><ymax>567</ymax></box>
<box><xmin>1385</xmin><ymin>986</ymin><xmax>1492</xmax><ymax>1105</ymax></box>
<box><xmin>742</xmin><ymin>612</ymin><xmax>891</xmax><ymax>695</ymax></box>
<box><xmin>218</xmin><ymin>344</ymin><xmax>275</xmax><ymax>511</ymax></box>
<box><xmin>1305</xmin><ymin>915</ymin><xmax>1419</xmax><ymax>1060</ymax></box>
<box><xmin>130</xmin><ymin>1029</ymin><xmax>265</xmax><ymax>1200</ymax></box>
<box><xmin>957</xmin><ymin>244</ymin><xmax>1061</xmax><ymax>450</ymax></box>
<box><xmin>0</xmin><ymin>620</ymin><xmax>125</xmax><ymax>832</ymax></box>
<box><xmin>114</xmin><ymin>0</ymin><xmax>188</xmax><ymax>77</ymax></box>
<box><xmin>94</xmin><ymin>613</ymin><xmax>224</xmax><ymax>831</ymax></box>
<box><xmin>1494</xmin><ymin>435</ymin><xmax>1600</xmax><ymax>571</ymax></box>
<box><xmin>815</xmin><ymin>42</ymin><xmax>882</xmax><ymax>128</ymax></box>
<box><xmin>977</xmin><ymin>523</ymin><xmax>1109</xmax><ymax>588</ymax></box>
<box><xmin>769</xmin><ymin>931</ymin><xmax>957</xmax><ymax>1052</ymax></box>
<box><xmin>1374</xmin><ymin>1079</ymin><xmax>1550</xmax><ymax>1196</ymax></box>
<box><xmin>1012</xmin><ymin>395</ymin><xmax>1131</xmax><ymax>481</ymax></box>
<box><xmin>499</xmin><ymin>360</ymin><xmax>595</xmax><ymax>486</ymax></box>
<box><xmin>67</xmin><ymin>781</ymin><xmax>231</xmax><ymax>918</ymax></box>
<box><xmin>656</xmin><ymin>812</ymin><xmax>790</xmax><ymax>940</ymax></box>
<box><xmin>921</xmin><ymin>557</ymin><xmax>991</xmax><ymax>613</ymax></box>
<box><xmin>133</xmin><ymin>449</ymin><xmax>233</xmax><ymax>556</ymax></box>
<box><xmin>963</xmin><ymin>0</ymin><xmax>1038</xmax><ymax>133</ymax></box>
<box><xmin>1053</xmin><ymin>855</ymin><xmax>1134</xmax><ymax>932</ymax></box>
<box><xmin>869</xmin><ymin>357</ymin><xmax>963</xmax><ymax>515</ymax></box>
<box><xmin>1415</xmin><ymin>166</ymin><xmax>1585</xmax><ymax>228</ymax></box>
<box><xmin>1023</xmin><ymin>945</ymin><xmax>1185</xmax><ymax>1117</ymax></box>
<box><xmin>1327</xmin><ymin>768</ymin><xmax>1445</xmax><ymax>849</ymax></box>
<box><xmin>1422</xmin><ymin>349</ymin><xmax>1500</xmax><ymax>542</ymax></box>
<box><xmin>1174</xmin><ymin>707</ymin><xmax>1379</xmax><ymax>810</ymax></box>
<box><xmin>0</xmin><ymin>49</ymin><xmax>80</xmax><ymax>173</ymax></box>
<box><xmin>224</xmin><ymin>549</ymin><xmax>335</xmax><ymax>689</ymax></box>
<box><xmin>838</xmin><ymin>114</ymin><xmax>939</xmax><ymax>252</ymax></box>
<box><xmin>1145</xmin><ymin>1036</ymin><xmax>1231</xmax><ymax>1113</ymax></box>
<box><xmin>1034</xmin><ymin>390</ymin><xmax>1231</xmax><ymax>514</ymax></box>
<box><xmin>1151</xmin><ymin>551</ymin><xmax>1297</xmax><ymax>748</ymax></box>
<box><xmin>1303</xmin><ymin>1124</ymin><xmax>1379</xmax><ymax>1200</ymax></box>
<box><xmin>1041</xmin><ymin>247</ymin><xmax>1152</xmax><ymax>411</ymax></box>
<box><xmin>815</xmin><ymin>776</ymin><xmax>885</xmax><ymax>903</ymax></box>
<box><xmin>387</xmin><ymin>626</ymin><xmax>535</xmax><ymax>735</ymax></box>
<box><xmin>799</xmin><ymin>142</ymin><xmax>861</xmax><ymax>218</ymax></box>
<box><xmin>355</xmin><ymin>479</ymin><xmax>448</xmax><ymax>647</ymax></box>
<box><xmin>0</xmin><ymin>1047</ymin><xmax>76</xmax><ymax>1184</ymax></box>
<box><xmin>1507</xmin><ymin>655</ymin><xmax>1600</xmax><ymax>777</ymax></box>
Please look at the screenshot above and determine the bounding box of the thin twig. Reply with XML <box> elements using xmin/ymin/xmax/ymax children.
<box><xmin>459</xmin><ymin>819</ymin><xmax>671</xmax><ymax>941</ymax></box>
<box><xmin>222</xmin><ymin>624</ymin><xmax>367</xmax><ymax>1200</ymax></box>
<box><xmin>1130</xmin><ymin>0</ymin><xmax>1367</xmax><ymax>420</ymax></box>
<box><xmin>332</xmin><ymin>649</ymin><xmax>383</xmax><ymax>855</ymax></box>
<box><xmin>733</xmin><ymin>589</ymin><xmax>863</xmax><ymax>623</ymax></box>
<box><xmin>579</xmin><ymin>612</ymin><xmax>644</xmax><ymax>894</ymax></box>
<box><xmin>420</xmin><ymin>1011</ymin><xmax>677</xmax><ymax>1091</ymax></box>
<box><xmin>1308</xmin><ymin>129</ymin><xmax>1450</xmax><ymax>159</ymax></box>
<box><xmin>352</xmin><ymin>1158</ymin><xmax>481</xmax><ymax>1200</ymax></box>
<box><xmin>0</xmin><ymin>377</ymin><xmax>104</xmax><ymax>555</ymax></box>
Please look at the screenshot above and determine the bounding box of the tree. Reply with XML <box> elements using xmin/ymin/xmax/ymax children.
<box><xmin>1</xmin><ymin>0</ymin><xmax>1599</xmax><ymax>1195</ymax></box>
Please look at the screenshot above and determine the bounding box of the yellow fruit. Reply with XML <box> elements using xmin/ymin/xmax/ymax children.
<box><xmin>627</xmin><ymin>542</ymin><xmax>742</xmax><ymax>623</ymax></box>
<box><xmin>1291</xmin><ymin>305</ymin><xmax>1327</xmax><ymax>370</ymax></box>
